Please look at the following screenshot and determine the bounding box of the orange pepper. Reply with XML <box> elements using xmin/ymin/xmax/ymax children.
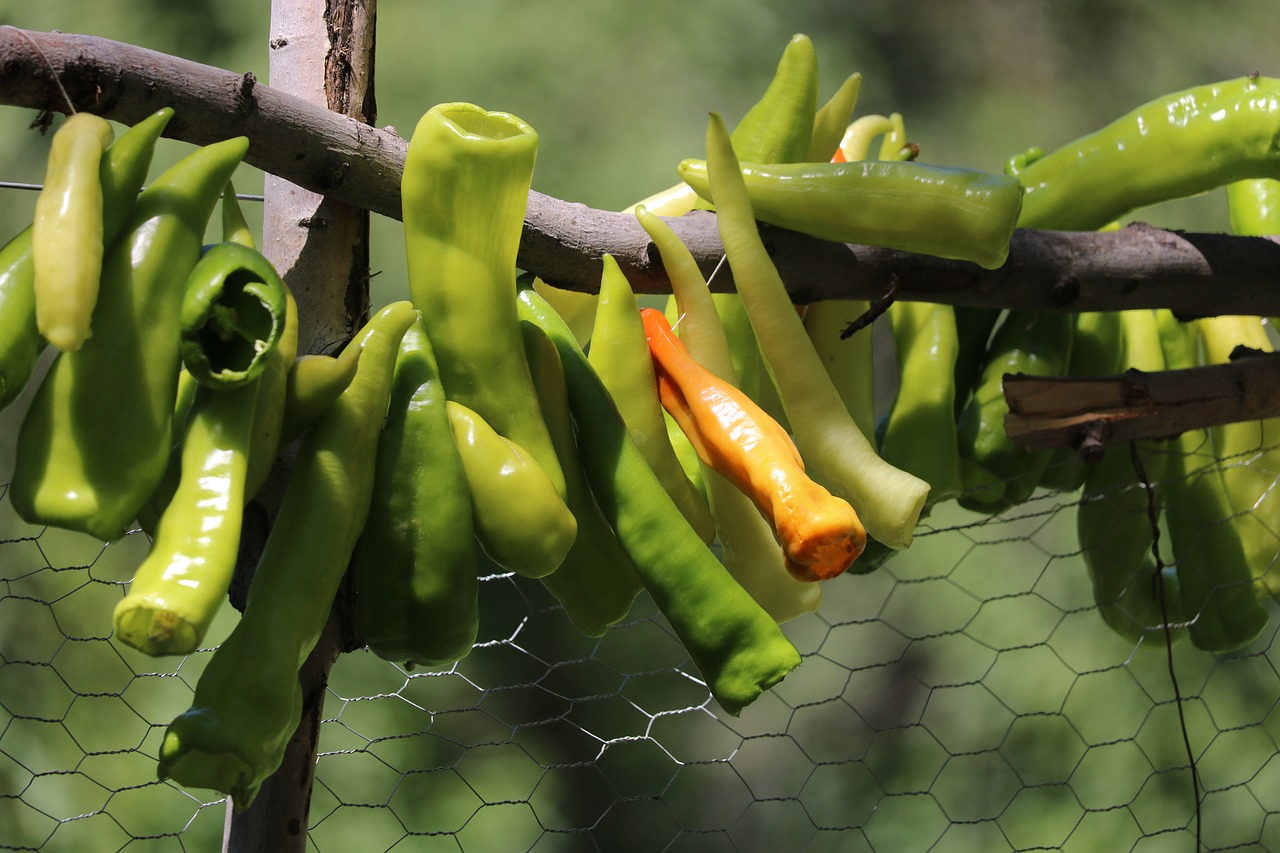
<box><xmin>640</xmin><ymin>307</ymin><xmax>866</xmax><ymax>581</ymax></box>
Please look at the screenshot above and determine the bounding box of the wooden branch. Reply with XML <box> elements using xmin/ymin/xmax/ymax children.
<box><xmin>5</xmin><ymin>26</ymin><xmax>1280</xmax><ymax>317</ymax></box>
<box><xmin>1004</xmin><ymin>352</ymin><xmax>1280</xmax><ymax>451</ymax></box>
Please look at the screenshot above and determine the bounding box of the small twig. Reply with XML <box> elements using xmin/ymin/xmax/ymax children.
<box><xmin>840</xmin><ymin>273</ymin><xmax>899</xmax><ymax>339</ymax></box>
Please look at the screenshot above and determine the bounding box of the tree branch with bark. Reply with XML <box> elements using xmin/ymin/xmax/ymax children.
<box><xmin>4</xmin><ymin>24</ymin><xmax>1280</xmax><ymax>451</ymax></box>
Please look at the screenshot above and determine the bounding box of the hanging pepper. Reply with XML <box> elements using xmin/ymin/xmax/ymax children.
<box><xmin>807</xmin><ymin>73</ymin><xmax>863</xmax><ymax>162</ymax></box>
<box><xmin>678</xmin><ymin>155</ymin><xmax>1023</xmax><ymax>269</ymax></box>
<box><xmin>588</xmin><ymin>254</ymin><xmax>715</xmax><ymax>543</ymax></box>
<box><xmin>446</xmin><ymin>399</ymin><xmax>577</xmax><ymax>579</ymax></box>
<box><xmin>637</xmin><ymin>205</ymin><xmax>821</xmax><ymax>620</ymax></box>
<box><xmin>401</xmin><ymin>101</ymin><xmax>566</xmax><ymax>499</ymax></box>
<box><xmin>158</xmin><ymin>301</ymin><xmax>417</xmax><ymax>808</ymax></box>
<box><xmin>1199</xmin><ymin>312</ymin><xmax>1280</xmax><ymax>601</ymax></box>
<box><xmin>10</xmin><ymin>136</ymin><xmax>249</xmax><ymax>541</ymax></box>
<box><xmin>879</xmin><ymin>301</ymin><xmax>963</xmax><ymax>508</ymax></box>
<box><xmin>31</xmin><ymin>112</ymin><xmax>114</xmax><ymax>352</ymax></box>
<box><xmin>1077</xmin><ymin>309</ymin><xmax>1183</xmax><ymax>645</ymax></box>
<box><xmin>1158</xmin><ymin>310</ymin><xmax>1269</xmax><ymax>653</ymax></box>
<box><xmin>522</xmin><ymin>319</ymin><xmax>643</xmax><ymax>636</ymax></box>
<box><xmin>1013</xmin><ymin>76</ymin><xmax>1280</xmax><ymax>230</ymax></box>
<box><xmin>356</xmin><ymin>314</ymin><xmax>478</xmax><ymax>668</ymax></box>
<box><xmin>113</xmin><ymin>375</ymin><xmax>262</xmax><ymax>655</ymax></box>
<box><xmin>0</xmin><ymin>108</ymin><xmax>172</xmax><ymax>411</ymax></box>
<box><xmin>115</xmin><ymin>230</ymin><xmax>291</xmax><ymax>653</ymax></box>
<box><xmin>956</xmin><ymin>310</ymin><xmax>1074</xmax><ymax>512</ymax></box>
<box><xmin>179</xmin><ymin>241</ymin><xmax>290</xmax><ymax>390</ymax></box>
<box><xmin>701</xmin><ymin>111</ymin><xmax>929</xmax><ymax>550</ymax></box>
<box><xmin>643</xmin><ymin>307</ymin><xmax>865</xmax><ymax>581</ymax></box>
<box><xmin>279</xmin><ymin>344</ymin><xmax>362</xmax><ymax>445</ymax></box>
<box><xmin>517</xmin><ymin>284</ymin><xmax>800</xmax><ymax>715</ymax></box>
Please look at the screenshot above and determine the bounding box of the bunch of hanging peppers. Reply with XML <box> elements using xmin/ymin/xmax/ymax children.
<box><xmin>5</xmin><ymin>34</ymin><xmax>1280</xmax><ymax>811</ymax></box>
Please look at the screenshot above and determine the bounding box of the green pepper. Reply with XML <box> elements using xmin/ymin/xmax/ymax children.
<box><xmin>10</xmin><ymin>136</ymin><xmax>249</xmax><ymax>541</ymax></box>
<box><xmin>279</xmin><ymin>345</ymin><xmax>362</xmax><ymax>445</ymax></box>
<box><xmin>517</xmin><ymin>284</ymin><xmax>800</xmax><ymax>716</ymax></box>
<box><xmin>1014</xmin><ymin>76</ymin><xmax>1280</xmax><ymax>231</ymax></box>
<box><xmin>807</xmin><ymin>73</ymin><xmax>862</xmax><ymax>162</ymax></box>
<box><xmin>446</xmin><ymin>399</ymin><xmax>577</xmax><ymax>579</ymax></box>
<box><xmin>179</xmin><ymin>242</ymin><xmax>289</xmax><ymax>390</ymax></box>
<box><xmin>113</xmin><ymin>376</ymin><xmax>261</xmax><ymax>656</ymax></box>
<box><xmin>158</xmin><ymin>301</ymin><xmax>417</xmax><ymax>808</ymax></box>
<box><xmin>32</xmin><ymin>112</ymin><xmax>114</xmax><ymax>352</ymax></box>
<box><xmin>0</xmin><ymin>107</ymin><xmax>173</xmax><ymax>412</ymax></box>
<box><xmin>956</xmin><ymin>310</ymin><xmax>1074</xmax><ymax>512</ymax></box>
<box><xmin>522</xmin><ymin>319</ymin><xmax>643</xmax><ymax>637</ymax></box>
<box><xmin>1077</xmin><ymin>309</ymin><xmax>1183</xmax><ymax>645</ymax></box>
<box><xmin>588</xmin><ymin>254</ymin><xmax>715</xmax><ymax>543</ymax></box>
<box><xmin>355</xmin><ymin>314</ymin><xmax>478</xmax><ymax>668</ymax></box>
<box><xmin>710</xmin><ymin>34</ymin><xmax>817</xmax><ymax>420</ymax></box>
<box><xmin>879</xmin><ymin>300</ymin><xmax>963</xmax><ymax>508</ymax></box>
<box><xmin>401</xmin><ymin>102</ymin><xmax>566</xmax><ymax>499</ymax></box>
<box><xmin>1199</xmin><ymin>312</ymin><xmax>1280</xmax><ymax>602</ymax></box>
<box><xmin>702</xmin><ymin>112</ymin><xmax>929</xmax><ymax>551</ymax></box>
<box><xmin>637</xmin><ymin>205</ymin><xmax>822</xmax><ymax>621</ymax></box>
<box><xmin>1158</xmin><ymin>309</ymin><xmax>1269</xmax><ymax>653</ymax></box>
<box><xmin>678</xmin><ymin>156</ymin><xmax>1024</xmax><ymax>270</ymax></box>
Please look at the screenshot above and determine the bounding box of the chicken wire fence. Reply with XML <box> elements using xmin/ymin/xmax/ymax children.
<box><xmin>3</xmin><ymin>400</ymin><xmax>1280</xmax><ymax>853</ymax></box>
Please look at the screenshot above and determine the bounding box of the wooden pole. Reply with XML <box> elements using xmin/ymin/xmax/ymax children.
<box><xmin>222</xmin><ymin>0</ymin><xmax>376</xmax><ymax>850</ymax></box>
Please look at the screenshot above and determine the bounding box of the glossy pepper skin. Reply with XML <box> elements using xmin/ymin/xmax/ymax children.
<box><xmin>158</xmin><ymin>301</ymin><xmax>417</xmax><ymax>808</ymax></box>
<box><xmin>115</xmin><ymin>241</ymin><xmax>291</xmax><ymax>654</ymax></box>
<box><xmin>956</xmin><ymin>310</ymin><xmax>1074</xmax><ymax>512</ymax></box>
<box><xmin>637</xmin><ymin>205</ymin><xmax>820</xmax><ymax>622</ymax></box>
<box><xmin>1012</xmin><ymin>76</ymin><xmax>1280</xmax><ymax>230</ymax></box>
<box><xmin>355</xmin><ymin>314</ymin><xmax>478</xmax><ymax>668</ymax></box>
<box><xmin>401</xmin><ymin>101</ymin><xmax>566</xmax><ymax>499</ymax></box>
<box><xmin>279</xmin><ymin>343</ymin><xmax>362</xmax><ymax>445</ymax></box>
<box><xmin>702</xmin><ymin>111</ymin><xmax>929</xmax><ymax>551</ymax></box>
<box><xmin>32</xmin><ymin>112</ymin><xmax>114</xmax><ymax>352</ymax></box>
<box><xmin>522</xmin><ymin>320</ymin><xmax>643</xmax><ymax>637</ymax></box>
<box><xmin>588</xmin><ymin>254</ymin><xmax>715</xmax><ymax>544</ymax></box>
<box><xmin>1158</xmin><ymin>310</ymin><xmax>1269</xmax><ymax>653</ymax></box>
<box><xmin>678</xmin><ymin>156</ymin><xmax>1023</xmax><ymax>270</ymax></box>
<box><xmin>643</xmin><ymin>308</ymin><xmax>865</xmax><ymax>582</ymax></box>
<box><xmin>113</xmin><ymin>376</ymin><xmax>261</xmax><ymax>656</ymax></box>
<box><xmin>879</xmin><ymin>301</ymin><xmax>963</xmax><ymax>509</ymax></box>
<box><xmin>517</xmin><ymin>284</ymin><xmax>800</xmax><ymax>716</ymax></box>
<box><xmin>10</xmin><ymin>136</ymin><xmax>249</xmax><ymax>541</ymax></box>
<box><xmin>446</xmin><ymin>400</ymin><xmax>577</xmax><ymax>579</ymax></box>
<box><xmin>179</xmin><ymin>242</ymin><xmax>290</xmax><ymax>391</ymax></box>
<box><xmin>0</xmin><ymin>107</ymin><xmax>173</xmax><ymax>412</ymax></box>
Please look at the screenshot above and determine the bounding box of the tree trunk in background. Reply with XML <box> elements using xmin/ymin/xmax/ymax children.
<box><xmin>223</xmin><ymin>1</ymin><xmax>376</xmax><ymax>851</ymax></box>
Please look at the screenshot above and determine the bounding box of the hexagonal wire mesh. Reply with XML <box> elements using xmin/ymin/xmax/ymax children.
<box><xmin>4</xmin><ymin>398</ymin><xmax>1280</xmax><ymax>853</ymax></box>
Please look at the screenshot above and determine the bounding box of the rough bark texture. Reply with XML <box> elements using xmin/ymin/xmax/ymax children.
<box><xmin>4</xmin><ymin>26</ymin><xmax>1280</xmax><ymax>317</ymax></box>
<box><xmin>1005</xmin><ymin>352</ymin><xmax>1280</xmax><ymax>452</ymax></box>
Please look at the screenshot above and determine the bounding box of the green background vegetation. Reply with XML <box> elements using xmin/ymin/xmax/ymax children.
<box><xmin>1</xmin><ymin>1</ymin><xmax>1279</xmax><ymax>850</ymax></box>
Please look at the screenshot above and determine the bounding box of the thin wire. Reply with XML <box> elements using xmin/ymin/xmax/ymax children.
<box><xmin>11</xmin><ymin>27</ymin><xmax>76</xmax><ymax>115</ymax></box>
<box><xmin>0</xmin><ymin>180</ymin><xmax>265</xmax><ymax>202</ymax></box>
<box><xmin>1131</xmin><ymin>440</ymin><xmax>1202</xmax><ymax>848</ymax></box>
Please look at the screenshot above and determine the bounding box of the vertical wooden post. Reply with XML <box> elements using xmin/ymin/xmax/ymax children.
<box><xmin>222</xmin><ymin>1</ymin><xmax>376</xmax><ymax>850</ymax></box>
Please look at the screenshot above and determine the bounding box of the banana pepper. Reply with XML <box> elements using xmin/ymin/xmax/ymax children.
<box><xmin>11</xmin><ymin>135</ymin><xmax>249</xmax><ymax>541</ymax></box>
<box><xmin>0</xmin><ymin>108</ymin><xmax>172</xmax><ymax>412</ymax></box>
<box><xmin>159</xmin><ymin>301</ymin><xmax>417</xmax><ymax>808</ymax></box>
